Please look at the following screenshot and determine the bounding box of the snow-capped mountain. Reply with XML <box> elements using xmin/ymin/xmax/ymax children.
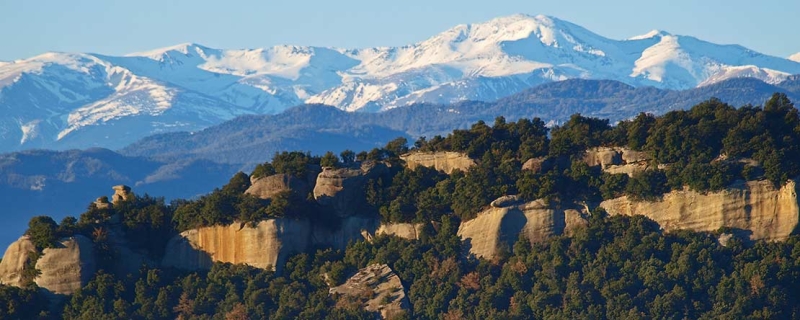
<box><xmin>2</xmin><ymin>14</ymin><xmax>800</xmax><ymax>152</ymax></box>
<box><xmin>790</xmin><ymin>53</ymin><xmax>800</xmax><ymax>62</ymax></box>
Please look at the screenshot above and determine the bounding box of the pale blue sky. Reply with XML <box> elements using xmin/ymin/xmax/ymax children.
<box><xmin>1</xmin><ymin>0</ymin><xmax>798</xmax><ymax>61</ymax></box>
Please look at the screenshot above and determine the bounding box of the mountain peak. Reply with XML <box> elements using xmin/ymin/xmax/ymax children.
<box><xmin>125</xmin><ymin>42</ymin><xmax>215</xmax><ymax>61</ymax></box>
<box><xmin>628</xmin><ymin>29</ymin><xmax>671</xmax><ymax>40</ymax></box>
<box><xmin>790</xmin><ymin>52</ymin><xmax>800</xmax><ymax>62</ymax></box>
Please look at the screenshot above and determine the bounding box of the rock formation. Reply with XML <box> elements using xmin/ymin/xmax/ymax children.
<box><xmin>246</xmin><ymin>174</ymin><xmax>310</xmax><ymax>200</ymax></box>
<box><xmin>458</xmin><ymin>196</ymin><xmax>589</xmax><ymax>259</ymax></box>
<box><xmin>162</xmin><ymin>216</ymin><xmax>424</xmax><ymax>273</ymax></box>
<box><xmin>162</xmin><ymin>219</ymin><xmax>311</xmax><ymax>273</ymax></box>
<box><xmin>0</xmin><ymin>235</ymin><xmax>96</xmax><ymax>296</ymax></box>
<box><xmin>314</xmin><ymin>161</ymin><xmax>388</xmax><ymax>217</ymax></box>
<box><xmin>112</xmin><ymin>185</ymin><xmax>133</xmax><ymax>203</ymax></box>
<box><xmin>522</xmin><ymin>157</ymin><xmax>554</xmax><ymax>173</ymax></box>
<box><xmin>329</xmin><ymin>264</ymin><xmax>410</xmax><ymax>319</ymax></box>
<box><xmin>600</xmin><ymin>179</ymin><xmax>799</xmax><ymax>241</ymax></box>
<box><xmin>583</xmin><ymin>147</ymin><xmax>652</xmax><ymax>176</ymax></box>
<box><xmin>400</xmin><ymin>152</ymin><xmax>475</xmax><ymax>174</ymax></box>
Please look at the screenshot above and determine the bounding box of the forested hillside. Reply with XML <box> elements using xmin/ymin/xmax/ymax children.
<box><xmin>2</xmin><ymin>93</ymin><xmax>800</xmax><ymax>319</ymax></box>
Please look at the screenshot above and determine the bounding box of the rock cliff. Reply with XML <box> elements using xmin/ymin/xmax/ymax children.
<box><xmin>314</xmin><ymin>162</ymin><xmax>388</xmax><ymax>217</ymax></box>
<box><xmin>162</xmin><ymin>219</ymin><xmax>311</xmax><ymax>273</ymax></box>
<box><xmin>245</xmin><ymin>174</ymin><xmax>310</xmax><ymax>200</ymax></box>
<box><xmin>329</xmin><ymin>264</ymin><xmax>410</xmax><ymax>319</ymax></box>
<box><xmin>600</xmin><ymin>179</ymin><xmax>799</xmax><ymax>241</ymax></box>
<box><xmin>400</xmin><ymin>152</ymin><xmax>475</xmax><ymax>174</ymax></box>
<box><xmin>0</xmin><ymin>235</ymin><xmax>96</xmax><ymax>296</ymax></box>
<box><xmin>458</xmin><ymin>196</ymin><xmax>589</xmax><ymax>259</ymax></box>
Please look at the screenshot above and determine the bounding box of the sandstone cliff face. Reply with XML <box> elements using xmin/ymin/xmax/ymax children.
<box><xmin>329</xmin><ymin>264</ymin><xmax>410</xmax><ymax>319</ymax></box>
<box><xmin>35</xmin><ymin>235</ymin><xmax>96</xmax><ymax>296</ymax></box>
<box><xmin>458</xmin><ymin>196</ymin><xmax>589</xmax><ymax>259</ymax></box>
<box><xmin>246</xmin><ymin>174</ymin><xmax>310</xmax><ymax>200</ymax></box>
<box><xmin>401</xmin><ymin>152</ymin><xmax>475</xmax><ymax>174</ymax></box>
<box><xmin>162</xmin><ymin>219</ymin><xmax>311</xmax><ymax>272</ymax></box>
<box><xmin>314</xmin><ymin>162</ymin><xmax>387</xmax><ymax>217</ymax></box>
<box><xmin>0</xmin><ymin>235</ymin><xmax>95</xmax><ymax>296</ymax></box>
<box><xmin>0</xmin><ymin>236</ymin><xmax>36</xmax><ymax>287</ymax></box>
<box><xmin>163</xmin><ymin>216</ymin><xmax>425</xmax><ymax>273</ymax></box>
<box><xmin>600</xmin><ymin>179</ymin><xmax>799</xmax><ymax>241</ymax></box>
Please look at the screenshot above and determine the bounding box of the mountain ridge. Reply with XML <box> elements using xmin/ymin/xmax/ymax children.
<box><xmin>2</xmin><ymin>14</ymin><xmax>800</xmax><ymax>152</ymax></box>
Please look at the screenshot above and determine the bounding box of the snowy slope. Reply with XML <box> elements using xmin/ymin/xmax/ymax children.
<box><xmin>2</xmin><ymin>14</ymin><xmax>800</xmax><ymax>151</ymax></box>
<box><xmin>790</xmin><ymin>53</ymin><xmax>800</xmax><ymax>62</ymax></box>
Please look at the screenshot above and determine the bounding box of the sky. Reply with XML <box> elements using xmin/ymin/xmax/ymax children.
<box><xmin>1</xmin><ymin>0</ymin><xmax>799</xmax><ymax>61</ymax></box>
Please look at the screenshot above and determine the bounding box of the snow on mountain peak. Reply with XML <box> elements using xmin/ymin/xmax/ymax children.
<box><xmin>628</xmin><ymin>30</ymin><xmax>671</xmax><ymax>40</ymax></box>
<box><xmin>790</xmin><ymin>52</ymin><xmax>800</xmax><ymax>62</ymax></box>
<box><xmin>3</xmin><ymin>13</ymin><xmax>800</xmax><ymax>151</ymax></box>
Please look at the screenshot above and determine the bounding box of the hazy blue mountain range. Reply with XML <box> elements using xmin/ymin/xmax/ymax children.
<box><xmin>122</xmin><ymin>77</ymin><xmax>800</xmax><ymax>164</ymax></box>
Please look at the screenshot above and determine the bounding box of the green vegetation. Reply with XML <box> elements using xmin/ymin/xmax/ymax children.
<box><xmin>3</xmin><ymin>94</ymin><xmax>800</xmax><ymax>319</ymax></box>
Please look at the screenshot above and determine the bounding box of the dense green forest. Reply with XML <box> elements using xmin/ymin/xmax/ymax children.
<box><xmin>3</xmin><ymin>94</ymin><xmax>800</xmax><ymax>319</ymax></box>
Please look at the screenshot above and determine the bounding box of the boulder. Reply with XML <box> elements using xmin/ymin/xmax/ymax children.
<box><xmin>458</xmin><ymin>198</ymin><xmax>588</xmax><ymax>259</ymax></box>
<box><xmin>329</xmin><ymin>264</ymin><xmax>410</xmax><ymax>319</ymax></box>
<box><xmin>246</xmin><ymin>174</ymin><xmax>310</xmax><ymax>200</ymax></box>
<box><xmin>522</xmin><ymin>157</ymin><xmax>553</xmax><ymax>173</ymax></box>
<box><xmin>600</xmin><ymin>179</ymin><xmax>799</xmax><ymax>241</ymax></box>
<box><xmin>162</xmin><ymin>219</ymin><xmax>311</xmax><ymax>273</ymax></box>
<box><xmin>313</xmin><ymin>162</ymin><xmax>388</xmax><ymax>217</ymax></box>
<box><xmin>400</xmin><ymin>152</ymin><xmax>475</xmax><ymax>174</ymax></box>
<box><xmin>0</xmin><ymin>235</ymin><xmax>96</xmax><ymax>296</ymax></box>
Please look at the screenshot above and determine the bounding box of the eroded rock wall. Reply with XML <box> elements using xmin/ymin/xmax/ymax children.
<box><xmin>0</xmin><ymin>235</ymin><xmax>95</xmax><ymax>296</ymax></box>
<box><xmin>600</xmin><ymin>179</ymin><xmax>799</xmax><ymax>241</ymax></box>
<box><xmin>458</xmin><ymin>197</ymin><xmax>588</xmax><ymax>259</ymax></box>
<box><xmin>401</xmin><ymin>152</ymin><xmax>475</xmax><ymax>174</ymax></box>
<box><xmin>162</xmin><ymin>219</ymin><xmax>311</xmax><ymax>272</ymax></box>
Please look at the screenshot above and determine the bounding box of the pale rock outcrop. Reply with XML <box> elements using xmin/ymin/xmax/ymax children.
<box><xmin>600</xmin><ymin>179</ymin><xmax>799</xmax><ymax>241</ymax></box>
<box><xmin>314</xmin><ymin>162</ymin><xmax>388</xmax><ymax>217</ymax></box>
<box><xmin>112</xmin><ymin>185</ymin><xmax>133</xmax><ymax>203</ymax></box>
<box><xmin>458</xmin><ymin>197</ymin><xmax>589</xmax><ymax>259</ymax></box>
<box><xmin>374</xmin><ymin>223</ymin><xmax>424</xmax><ymax>241</ymax></box>
<box><xmin>34</xmin><ymin>235</ymin><xmax>96</xmax><ymax>296</ymax></box>
<box><xmin>0</xmin><ymin>236</ymin><xmax>36</xmax><ymax>287</ymax></box>
<box><xmin>246</xmin><ymin>174</ymin><xmax>310</xmax><ymax>200</ymax></box>
<box><xmin>329</xmin><ymin>264</ymin><xmax>410</xmax><ymax>319</ymax></box>
<box><xmin>162</xmin><ymin>219</ymin><xmax>311</xmax><ymax>273</ymax></box>
<box><xmin>522</xmin><ymin>157</ymin><xmax>553</xmax><ymax>173</ymax></box>
<box><xmin>583</xmin><ymin>147</ymin><xmax>623</xmax><ymax>168</ymax></box>
<box><xmin>0</xmin><ymin>235</ymin><xmax>96</xmax><ymax>296</ymax></box>
<box><xmin>584</xmin><ymin>147</ymin><xmax>653</xmax><ymax>176</ymax></box>
<box><xmin>401</xmin><ymin>152</ymin><xmax>475</xmax><ymax>174</ymax></box>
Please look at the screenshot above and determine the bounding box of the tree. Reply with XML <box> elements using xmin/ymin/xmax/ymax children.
<box><xmin>320</xmin><ymin>151</ymin><xmax>341</xmax><ymax>168</ymax></box>
<box><xmin>340</xmin><ymin>150</ymin><xmax>356</xmax><ymax>165</ymax></box>
<box><xmin>26</xmin><ymin>216</ymin><xmax>58</xmax><ymax>250</ymax></box>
